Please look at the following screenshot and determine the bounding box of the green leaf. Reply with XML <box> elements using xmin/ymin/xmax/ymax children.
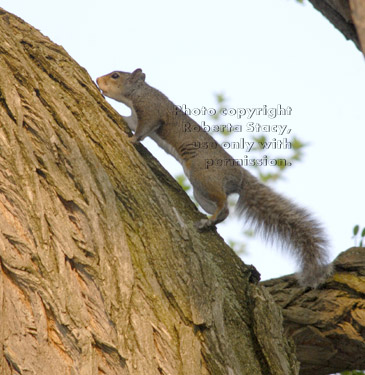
<box><xmin>243</xmin><ymin>229</ymin><xmax>255</xmax><ymax>238</ymax></box>
<box><xmin>252</xmin><ymin>135</ymin><xmax>267</xmax><ymax>144</ymax></box>
<box><xmin>353</xmin><ymin>225</ymin><xmax>360</xmax><ymax>236</ymax></box>
<box><xmin>220</xmin><ymin>128</ymin><xmax>231</xmax><ymax>137</ymax></box>
<box><xmin>291</xmin><ymin>137</ymin><xmax>306</xmax><ymax>150</ymax></box>
<box><xmin>290</xmin><ymin>150</ymin><xmax>303</xmax><ymax>161</ymax></box>
<box><xmin>361</xmin><ymin>227</ymin><xmax>365</xmax><ymax>238</ymax></box>
<box><xmin>176</xmin><ymin>174</ymin><xmax>191</xmax><ymax>192</ymax></box>
<box><xmin>259</xmin><ymin>172</ymin><xmax>281</xmax><ymax>183</ymax></box>
<box><xmin>216</xmin><ymin>93</ymin><xmax>225</xmax><ymax>104</ymax></box>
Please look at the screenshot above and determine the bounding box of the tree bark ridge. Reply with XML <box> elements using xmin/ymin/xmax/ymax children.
<box><xmin>263</xmin><ymin>247</ymin><xmax>365</xmax><ymax>375</ymax></box>
<box><xmin>0</xmin><ymin>8</ymin><xmax>299</xmax><ymax>375</ymax></box>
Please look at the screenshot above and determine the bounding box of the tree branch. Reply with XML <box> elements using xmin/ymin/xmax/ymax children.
<box><xmin>263</xmin><ymin>247</ymin><xmax>365</xmax><ymax>375</ymax></box>
<box><xmin>349</xmin><ymin>0</ymin><xmax>365</xmax><ymax>53</ymax></box>
<box><xmin>307</xmin><ymin>0</ymin><xmax>361</xmax><ymax>51</ymax></box>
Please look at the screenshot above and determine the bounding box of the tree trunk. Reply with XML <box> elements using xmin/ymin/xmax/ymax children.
<box><xmin>263</xmin><ymin>247</ymin><xmax>365</xmax><ymax>375</ymax></box>
<box><xmin>0</xmin><ymin>8</ymin><xmax>299</xmax><ymax>375</ymax></box>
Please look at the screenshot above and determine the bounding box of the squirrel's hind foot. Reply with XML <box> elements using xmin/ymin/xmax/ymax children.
<box><xmin>194</xmin><ymin>218</ymin><xmax>215</xmax><ymax>231</ymax></box>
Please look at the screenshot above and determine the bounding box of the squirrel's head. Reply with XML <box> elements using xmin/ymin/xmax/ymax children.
<box><xmin>96</xmin><ymin>69</ymin><xmax>146</xmax><ymax>101</ymax></box>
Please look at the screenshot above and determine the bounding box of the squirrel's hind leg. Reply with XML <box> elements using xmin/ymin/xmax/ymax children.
<box><xmin>193</xmin><ymin>186</ymin><xmax>229</xmax><ymax>231</ymax></box>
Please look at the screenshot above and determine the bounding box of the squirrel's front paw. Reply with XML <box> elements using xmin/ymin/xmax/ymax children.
<box><xmin>194</xmin><ymin>218</ymin><xmax>214</xmax><ymax>231</ymax></box>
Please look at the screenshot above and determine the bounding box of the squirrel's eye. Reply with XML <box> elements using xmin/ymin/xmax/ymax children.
<box><xmin>111</xmin><ymin>73</ymin><xmax>119</xmax><ymax>79</ymax></box>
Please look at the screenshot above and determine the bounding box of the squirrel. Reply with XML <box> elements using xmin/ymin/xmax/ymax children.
<box><xmin>96</xmin><ymin>68</ymin><xmax>332</xmax><ymax>288</ymax></box>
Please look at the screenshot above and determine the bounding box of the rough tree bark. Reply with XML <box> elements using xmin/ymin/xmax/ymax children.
<box><xmin>1</xmin><ymin>7</ymin><xmax>363</xmax><ymax>375</ymax></box>
<box><xmin>0</xmin><ymin>8</ymin><xmax>299</xmax><ymax>375</ymax></box>
<box><xmin>349</xmin><ymin>0</ymin><xmax>365</xmax><ymax>52</ymax></box>
<box><xmin>307</xmin><ymin>0</ymin><xmax>365</xmax><ymax>54</ymax></box>
<box><xmin>263</xmin><ymin>247</ymin><xmax>365</xmax><ymax>375</ymax></box>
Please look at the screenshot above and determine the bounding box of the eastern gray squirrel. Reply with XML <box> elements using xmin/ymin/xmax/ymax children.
<box><xmin>96</xmin><ymin>68</ymin><xmax>332</xmax><ymax>287</ymax></box>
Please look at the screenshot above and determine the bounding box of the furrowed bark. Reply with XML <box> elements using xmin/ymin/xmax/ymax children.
<box><xmin>0</xmin><ymin>8</ymin><xmax>299</xmax><ymax>375</ymax></box>
<box><xmin>263</xmin><ymin>247</ymin><xmax>365</xmax><ymax>375</ymax></box>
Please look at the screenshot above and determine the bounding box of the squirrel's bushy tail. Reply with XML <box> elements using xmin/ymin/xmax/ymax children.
<box><xmin>236</xmin><ymin>170</ymin><xmax>332</xmax><ymax>287</ymax></box>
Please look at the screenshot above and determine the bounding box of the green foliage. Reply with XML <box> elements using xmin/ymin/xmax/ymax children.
<box><xmin>340</xmin><ymin>371</ymin><xmax>365</xmax><ymax>375</ymax></box>
<box><xmin>175</xmin><ymin>174</ymin><xmax>191</xmax><ymax>192</ymax></box>
<box><xmin>210</xmin><ymin>92</ymin><xmax>227</xmax><ymax>121</ymax></box>
<box><xmin>352</xmin><ymin>225</ymin><xmax>365</xmax><ymax>247</ymax></box>
<box><xmin>227</xmin><ymin>239</ymin><xmax>246</xmax><ymax>256</ymax></box>
<box><xmin>253</xmin><ymin>136</ymin><xmax>306</xmax><ymax>181</ymax></box>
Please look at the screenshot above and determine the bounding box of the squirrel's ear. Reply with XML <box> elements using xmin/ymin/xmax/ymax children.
<box><xmin>130</xmin><ymin>68</ymin><xmax>146</xmax><ymax>82</ymax></box>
